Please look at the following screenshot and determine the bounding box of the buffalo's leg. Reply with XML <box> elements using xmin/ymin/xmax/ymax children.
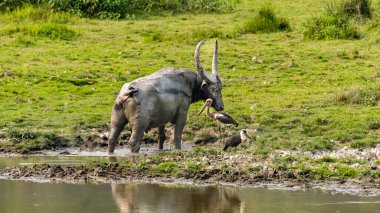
<box><xmin>173</xmin><ymin>112</ymin><xmax>187</xmax><ymax>150</ymax></box>
<box><xmin>158</xmin><ymin>126</ymin><xmax>165</xmax><ymax>150</ymax></box>
<box><xmin>129</xmin><ymin>123</ymin><xmax>148</xmax><ymax>153</ymax></box>
<box><xmin>108</xmin><ymin>104</ymin><xmax>128</xmax><ymax>154</ymax></box>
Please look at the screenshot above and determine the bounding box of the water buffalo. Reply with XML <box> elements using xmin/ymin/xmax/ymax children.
<box><xmin>108</xmin><ymin>40</ymin><xmax>224</xmax><ymax>153</ymax></box>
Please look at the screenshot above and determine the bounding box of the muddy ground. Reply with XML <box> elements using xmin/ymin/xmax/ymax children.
<box><xmin>0</xmin><ymin>142</ymin><xmax>379</xmax><ymax>197</ymax></box>
<box><xmin>0</xmin><ymin>162</ymin><xmax>379</xmax><ymax>196</ymax></box>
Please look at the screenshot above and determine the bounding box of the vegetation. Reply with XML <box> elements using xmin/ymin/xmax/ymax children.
<box><xmin>303</xmin><ymin>0</ymin><xmax>376</xmax><ymax>40</ymax></box>
<box><xmin>339</xmin><ymin>0</ymin><xmax>373</xmax><ymax>19</ymax></box>
<box><xmin>332</xmin><ymin>84</ymin><xmax>380</xmax><ymax>106</ymax></box>
<box><xmin>80</xmin><ymin>147</ymin><xmax>379</xmax><ymax>181</ymax></box>
<box><xmin>1</xmin><ymin>0</ymin><xmax>238</xmax><ymax>19</ymax></box>
<box><xmin>303</xmin><ymin>15</ymin><xmax>360</xmax><ymax>40</ymax></box>
<box><xmin>0</xmin><ymin>0</ymin><xmax>379</xmax><ymax>158</ymax></box>
<box><xmin>238</xmin><ymin>6</ymin><xmax>291</xmax><ymax>34</ymax></box>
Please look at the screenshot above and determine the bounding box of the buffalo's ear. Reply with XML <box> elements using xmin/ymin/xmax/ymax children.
<box><xmin>201</xmin><ymin>82</ymin><xmax>208</xmax><ymax>88</ymax></box>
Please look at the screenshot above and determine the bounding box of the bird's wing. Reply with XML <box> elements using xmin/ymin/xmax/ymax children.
<box><xmin>216</xmin><ymin>113</ymin><xmax>238</xmax><ymax>125</ymax></box>
<box><xmin>224</xmin><ymin>135</ymin><xmax>240</xmax><ymax>150</ymax></box>
<box><xmin>224</xmin><ymin>135</ymin><xmax>239</xmax><ymax>144</ymax></box>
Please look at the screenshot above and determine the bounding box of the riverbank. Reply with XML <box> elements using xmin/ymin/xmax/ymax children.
<box><xmin>0</xmin><ymin>144</ymin><xmax>379</xmax><ymax>196</ymax></box>
<box><xmin>0</xmin><ymin>162</ymin><xmax>379</xmax><ymax>197</ymax></box>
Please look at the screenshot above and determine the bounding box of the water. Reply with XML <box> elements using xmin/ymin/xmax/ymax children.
<box><xmin>0</xmin><ymin>156</ymin><xmax>379</xmax><ymax>213</ymax></box>
<box><xmin>0</xmin><ymin>180</ymin><xmax>379</xmax><ymax>213</ymax></box>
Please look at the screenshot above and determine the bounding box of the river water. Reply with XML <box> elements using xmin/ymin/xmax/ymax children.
<box><xmin>0</xmin><ymin>156</ymin><xmax>379</xmax><ymax>213</ymax></box>
<box><xmin>1</xmin><ymin>180</ymin><xmax>379</xmax><ymax>213</ymax></box>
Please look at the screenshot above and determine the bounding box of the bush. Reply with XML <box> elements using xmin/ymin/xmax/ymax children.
<box><xmin>14</xmin><ymin>35</ymin><xmax>36</xmax><ymax>47</ymax></box>
<box><xmin>304</xmin><ymin>14</ymin><xmax>360</xmax><ymax>40</ymax></box>
<box><xmin>238</xmin><ymin>7</ymin><xmax>291</xmax><ymax>34</ymax></box>
<box><xmin>1</xmin><ymin>0</ymin><xmax>237</xmax><ymax>19</ymax></box>
<box><xmin>366</xmin><ymin>118</ymin><xmax>380</xmax><ymax>130</ymax></box>
<box><xmin>335</xmin><ymin>165</ymin><xmax>359</xmax><ymax>178</ymax></box>
<box><xmin>176</xmin><ymin>27</ymin><xmax>225</xmax><ymax>43</ymax></box>
<box><xmin>304</xmin><ymin>0</ymin><xmax>373</xmax><ymax>40</ymax></box>
<box><xmin>40</xmin><ymin>134</ymin><xmax>68</xmax><ymax>149</ymax></box>
<box><xmin>341</xmin><ymin>0</ymin><xmax>372</xmax><ymax>19</ymax></box>
<box><xmin>28</xmin><ymin>23</ymin><xmax>79</xmax><ymax>40</ymax></box>
<box><xmin>48</xmin><ymin>0</ymin><xmax>237</xmax><ymax>19</ymax></box>
<box><xmin>349</xmin><ymin>138</ymin><xmax>379</xmax><ymax>149</ymax></box>
<box><xmin>0</xmin><ymin>0</ymin><xmax>44</xmax><ymax>12</ymax></box>
<box><xmin>9</xmin><ymin>129</ymin><xmax>39</xmax><ymax>140</ymax></box>
<box><xmin>332</xmin><ymin>85</ymin><xmax>380</xmax><ymax>106</ymax></box>
<box><xmin>154</xmin><ymin>162</ymin><xmax>178</xmax><ymax>174</ymax></box>
<box><xmin>302</xmin><ymin>139</ymin><xmax>334</xmax><ymax>151</ymax></box>
<box><xmin>48</xmin><ymin>0</ymin><xmax>130</xmax><ymax>19</ymax></box>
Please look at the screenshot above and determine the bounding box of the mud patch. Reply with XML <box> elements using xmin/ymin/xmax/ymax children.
<box><xmin>0</xmin><ymin>163</ymin><xmax>379</xmax><ymax>196</ymax></box>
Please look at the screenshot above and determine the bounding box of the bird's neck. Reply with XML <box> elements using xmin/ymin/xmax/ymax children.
<box><xmin>240</xmin><ymin>132</ymin><xmax>247</xmax><ymax>142</ymax></box>
<box><xmin>206</xmin><ymin>106</ymin><xmax>212</xmax><ymax>117</ymax></box>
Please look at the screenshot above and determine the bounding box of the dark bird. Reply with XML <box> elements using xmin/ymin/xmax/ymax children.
<box><xmin>223</xmin><ymin>129</ymin><xmax>251</xmax><ymax>151</ymax></box>
<box><xmin>198</xmin><ymin>99</ymin><xmax>238</xmax><ymax>142</ymax></box>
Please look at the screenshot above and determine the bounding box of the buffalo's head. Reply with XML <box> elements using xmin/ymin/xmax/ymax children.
<box><xmin>195</xmin><ymin>40</ymin><xmax>224</xmax><ymax>111</ymax></box>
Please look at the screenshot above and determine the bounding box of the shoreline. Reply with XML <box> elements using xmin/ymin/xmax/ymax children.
<box><xmin>0</xmin><ymin>143</ymin><xmax>379</xmax><ymax>197</ymax></box>
<box><xmin>0</xmin><ymin>163</ymin><xmax>379</xmax><ymax>197</ymax></box>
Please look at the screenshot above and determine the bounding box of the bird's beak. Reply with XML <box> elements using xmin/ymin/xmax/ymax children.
<box><xmin>244</xmin><ymin>132</ymin><xmax>253</xmax><ymax>141</ymax></box>
<box><xmin>198</xmin><ymin>104</ymin><xmax>206</xmax><ymax>116</ymax></box>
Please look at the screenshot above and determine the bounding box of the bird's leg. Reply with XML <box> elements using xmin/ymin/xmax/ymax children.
<box><xmin>221</xmin><ymin>125</ymin><xmax>226</xmax><ymax>144</ymax></box>
<box><xmin>218</xmin><ymin>125</ymin><xmax>223</xmax><ymax>144</ymax></box>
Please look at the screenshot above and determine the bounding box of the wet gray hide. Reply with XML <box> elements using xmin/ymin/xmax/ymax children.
<box><xmin>108</xmin><ymin>40</ymin><xmax>224</xmax><ymax>153</ymax></box>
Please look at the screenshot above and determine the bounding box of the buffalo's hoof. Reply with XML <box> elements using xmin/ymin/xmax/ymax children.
<box><xmin>130</xmin><ymin>146</ymin><xmax>140</xmax><ymax>153</ymax></box>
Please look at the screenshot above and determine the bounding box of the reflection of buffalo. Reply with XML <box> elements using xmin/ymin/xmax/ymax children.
<box><xmin>111</xmin><ymin>183</ymin><xmax>246</xmax><ymax>213</ymax></box>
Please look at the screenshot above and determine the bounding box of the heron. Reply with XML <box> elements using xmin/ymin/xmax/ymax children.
<box><xmin>198</xmin><ymin>99</ymin><xmax>238</xmax><ymax>142</ymax></box>
<box><xmin>223</xmin><ymin>129</ymin><xmax>252</xmax><ymax>151</ymax></box>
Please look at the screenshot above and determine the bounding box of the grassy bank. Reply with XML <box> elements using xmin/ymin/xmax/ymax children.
<box><xmin>0</xmin><ymin>0</ymin><xmax>380</xmax><ymax>155</ymax></box>
<box><xmin>0</xmin><ymin>146</ymin><xmax>379</xmax><ymax>196</ymax></box>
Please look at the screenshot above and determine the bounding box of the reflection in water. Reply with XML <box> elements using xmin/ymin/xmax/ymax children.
<box><xmin>111</xmin><ymin>183</ymin><xmax>245</xmax><ymax>213</ymax></box>
<box><xmin>1</xmin><ymin>156</ymin><xmax>380</xmax><ymax>213</ymax></box>
<box><xmin>0</xmin><ymin>179</ymin><xmax>379</xmax><ymax>213</ymax></box>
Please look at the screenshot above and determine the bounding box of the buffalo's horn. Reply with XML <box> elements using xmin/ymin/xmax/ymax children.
<box><xmin>195</xmin><ymin>40</ymin><xmax>217</xmax><ymax>83</ymax></box>
<box><xmin>212</xmin><ymin>40</ymin><xmax>218</xmax><ymax>76</ymax></box>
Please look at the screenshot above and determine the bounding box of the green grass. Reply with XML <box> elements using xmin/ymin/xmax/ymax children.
<box><xmin>77</xmin><ymin>149</ymin><xmax>379</xmax><ymax>181</ymax></box>
<box><xmin>338</xmin><ymin>0</ymin><xmax>373</xmax><ymax>19</ymax></box>
<box><xmin>302</xmin><ymin>0</ymin><xmax>375</xmax><ymax>40</ymax></box>
<box><xmin>332</xmin><ymin>84</ymin><xmax>380</xmax><ymax>106</ymax></box>
<box><xmin>1</xmin><ymin>0</ymin><xmax>238</xmax><ymax>18</ymax></box>
<box><xmin>238</xmin><ymin>6</ymin><xmax>291</xmax><ymax>34</ymax></box>
<box><xmin>304</xmin><ymin>15</ymin><xmax>361</xmax><ymax>40</ymax></box>
<box><xmin>0</xmin><ymin>0</ymin><xmax>380</xmax><ymax>154</ymax></box>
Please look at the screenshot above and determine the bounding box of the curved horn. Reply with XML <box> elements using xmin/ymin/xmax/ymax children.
<box><xmin>212</xmin><ymin>40</ymin><xmax>218</xmax><ymax>76</ymax></box>
<box><xmin>195</xmin><ymin>40</ymin><xmax>217</xmax><ymax>83</ymax></box>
